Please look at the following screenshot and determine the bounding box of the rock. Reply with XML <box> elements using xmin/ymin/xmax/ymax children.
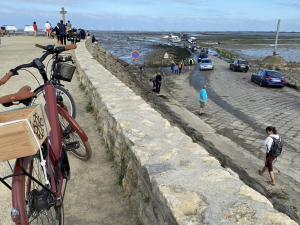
<box><xmin>263</xmin><ymin>212</ymin><xmax>298</xmax><ymax>225</ymax></box>
<box><xmin>224</xmin><ymin>202</ymin><xmax>256</xmax><ymax>225</ymax></box>
<box><xmin>261</xmin><ymin>55</ymin><xmax>287</xmax><ymax>70</ymax></box>
<box><xmin>160</xmin><ymin>185</ymin><xmax>207</xmax><ymax>225</ymax></box>
<box><xmin>239</xmin><ymin>185</ymin><xmax>273</xmax><ymax>207</ymax></box>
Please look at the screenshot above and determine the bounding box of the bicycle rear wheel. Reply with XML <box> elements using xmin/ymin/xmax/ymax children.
<box><xmin>32</xmin><ymin>85</ymin><xmax>76</xmax><ymax>118</ymax></box>
<box><xmin>12</xmin><ymin>156</ymin><xmax>65</xmax><ymax>225</ymax></box>
<box><xmin>59</xmin><ymin>113</ymin><xmax>92</xmax><ymax>161</ymax></box>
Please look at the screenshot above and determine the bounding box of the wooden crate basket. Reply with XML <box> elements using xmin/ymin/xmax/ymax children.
<box><xmin>0</xmin><ymin>105</ymin><xmax>49</xmax><ymax>161</ymax></box>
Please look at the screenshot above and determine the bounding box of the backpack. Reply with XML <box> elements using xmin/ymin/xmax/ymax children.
<box><xmin>269</xmin><ymin>137</ymin><xmax>283</xmax><ymax>157</ymax></box>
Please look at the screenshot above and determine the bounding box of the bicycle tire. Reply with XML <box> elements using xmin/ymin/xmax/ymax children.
<box><xmin>32</xmin><ymin>85</ymin><xmax>76</xmax><ymax>118</ymax></box>
<box><xmin>59</xmin><ymin>113</ymin><xmax>92</xmax><ymax>161</ymax></box>
<box><xmin>12</xmin><ymin>156</ymin><xmax>65</xmax><ymax>225</ymax></box>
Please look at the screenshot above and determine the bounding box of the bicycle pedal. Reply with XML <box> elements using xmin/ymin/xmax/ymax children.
<box><xmin>64</xmin><ymin>141</ymin><xmax>80</xmax><ymax>151</ymax></box>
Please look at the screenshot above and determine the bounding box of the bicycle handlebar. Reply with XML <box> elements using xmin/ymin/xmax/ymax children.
<box><xmin>34</xmin><ymin>44</ymin><xmax>77</xmax><ymax>53</ymax></box>
<box><xmin>64</xmin><ymin>44</ymin><xmax>77</xmax><ymax>51</ymax></box>
<box><xmin>0</xmin><ymin>43</ymin><xmax>77</xmax><ymax>86</ymax></box>
<box><xmin>6</xmin><ymin>44</ymin><xmax>77</xmax><ymax>78</ymax></box>
<box><xmin>35</xmin><ymin>44</ymin><xmax>48</xmax><ymax>50</ymax></box>
<box><xmin>0</xmin><ymin>71</ymin><xmax>13</xmax><ymax>86</ymax></box>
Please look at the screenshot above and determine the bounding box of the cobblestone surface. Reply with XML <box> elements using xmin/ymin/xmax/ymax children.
<box><xmin>169</xmin><ymin>56</ymin><xmax>300</xmax><ymax>186</ymax></box>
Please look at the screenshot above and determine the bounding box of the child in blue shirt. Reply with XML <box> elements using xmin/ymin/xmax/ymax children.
<box><xmin>199</xmin><ymin>85</ymin><xmax>208</xmax><ymax>115</ymax></box>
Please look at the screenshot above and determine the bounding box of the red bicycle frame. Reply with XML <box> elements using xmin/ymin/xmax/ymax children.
<box><xmin>12</xmin><ymin>83</ymin><xmax>62</xmax><ymax>224</ymax></box>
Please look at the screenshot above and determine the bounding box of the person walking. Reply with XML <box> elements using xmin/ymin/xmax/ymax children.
<box><xmin>45</xmin><ymin>21</ymin><xmax>51</xmax><ymax>38</ymax></box>
<box><xmin>174</xmin><ymin>64</ymin><xmax>179</xmax><ymax>74</ymax></box>
<box><xmin>199</xmin><ymin>85</ymin><xmax>208</xmax><ymax>115</ymax></box>
<box><xmin>179</xmin><ymin>61</ymin><xmax>183</xmax><ymax>74</ymax></box>
<box><xmin>170</xmin><ymin>61</ymin><xmax>175</xmax><ymax>73</ymax></box>
<box><xmin>66</xmin><ymin>20</ymin><xmax>72</xmax><ymax>31</ymax></box>
<box><xmin>58</xmin><ymin>20</ymin><xmax>67</xmax><ymax>45</ymax></box>
<box><xmin>259</xmin><ymin>126</ymin><xmax>283</xmax><ymax>186</ymax></box>
<box><xmin>150</xmin><ymin>72</ymin><xmax>162</xmax><ymax>93</ymax></box>
<box><xmin>33</xmin><ymin>21</ymin><xmax>38</xmax><ymax>37</ymax></box>
<box><xmin>52</xmin><ymin>23</ymin><xmax>61</xmax><ymax>44</ymax></box>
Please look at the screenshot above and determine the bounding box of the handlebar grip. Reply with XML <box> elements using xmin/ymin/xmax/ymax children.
<box><xmin>64</xmin><ymin>44</ymin><xmax>77</xmax><ymax>51</ymax></box>
<box><xmin>0</xmin><ymin>71</ymin><xmax>13</xmax><ymax>86</ymax></box>
<box><xmin>35</xmin><ymin>44</ymin><xmax>47</xmax><ymax>50</ymax></box>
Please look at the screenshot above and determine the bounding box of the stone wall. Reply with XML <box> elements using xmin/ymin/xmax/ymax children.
<box><xmin>74</xmin><ymin>38</ymin><xmax>298</xmax><ymax>225</ymax></box>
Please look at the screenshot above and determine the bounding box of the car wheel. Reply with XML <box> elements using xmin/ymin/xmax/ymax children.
<box><xmin>259</xmin><ymin>80</ymin><xmax>264</xmax><ymax>87</ymax></box>
<box><xmin>233</xmin><ymin>67</ymin><xmax>236</xmax><ymax>72</ymax></box>
<box><xmin>251</xmin><ymin>77</ymin><xmax>254</xmax><ymax>82</ymax></box>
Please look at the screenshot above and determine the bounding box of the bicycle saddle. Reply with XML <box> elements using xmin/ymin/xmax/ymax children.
<box><xmin>0</xmin><ymin>85</ymin><xmax>36</xmax><ymax>107</ymax></box>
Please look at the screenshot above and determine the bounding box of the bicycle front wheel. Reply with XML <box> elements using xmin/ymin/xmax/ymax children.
<box><xmin>59</xmin><ymin>113</ymin><xmax>92</xmax><ymax>161</ymax></box>
<box><xmin>32</xmin><ymin>85</ymin><xmax>76</xmax><ymax>118</ymax></box>
<box><xmin>12</xmin><ymin>156</ymin><xmax>65</xmax><ymax>225</ymax></box>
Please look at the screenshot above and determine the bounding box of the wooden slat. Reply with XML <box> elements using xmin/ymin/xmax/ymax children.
<box><xmin>0</xmin><ymin>105</ymin><xmax>48</xmax><ymax>161</ymax></box>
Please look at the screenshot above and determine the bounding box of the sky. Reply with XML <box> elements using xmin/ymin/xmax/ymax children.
<box><xmin>0</xmin><ymin>0</ymin><xmax>300</xmax><ymax>31</ymax></box>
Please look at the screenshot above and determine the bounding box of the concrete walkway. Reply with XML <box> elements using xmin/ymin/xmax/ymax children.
<box><xmin>0</xmin><ymin>36</ymin><xmax>138</xmax><ymax>224</ymax></box>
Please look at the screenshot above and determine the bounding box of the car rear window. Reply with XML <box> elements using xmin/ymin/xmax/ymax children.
<box><xmin>238</xmin><ymin>60</ymin><xmax>248</xmax><ymax>64</ymax></box>
<box><xmin>201</xmin><ymin>59</ymin><xmax>211</xmax><ymax>63</ymax></box>
<box><xmin>265</xmin><ymin>71</ymin><xmax>283</xmax><ymax>78</ymax></box>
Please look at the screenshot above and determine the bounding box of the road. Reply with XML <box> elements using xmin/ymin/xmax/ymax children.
<box><xmin>188</xmin><ymin>57</ymin><xmax>300</xmax><ymax>184</ymax></box>
<box><xmin>0</xmin><ymin>36</ymin><xmax>138</xmax><ymax>225</ymax></box>
<box><xmin>163</xmin><ymin>55</ymin><xmax>300</xmax><ymax>221</ymax></box>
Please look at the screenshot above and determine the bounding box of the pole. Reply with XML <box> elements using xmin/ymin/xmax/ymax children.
<box><xmin>60</xmin><ymin>7</ymin><xmax>67</xmax><ymax>24</ymax></box>
<box><xmin>274</xmin><ymin>19</ymin><xmax>281</xmax><ymax>56</ymax></box>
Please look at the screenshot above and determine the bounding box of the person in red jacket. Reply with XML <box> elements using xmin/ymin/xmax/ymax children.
<box><xmin>33</xmin><ymin>21</ymin><xmax>38</xmax><ymax>36</ymax></box>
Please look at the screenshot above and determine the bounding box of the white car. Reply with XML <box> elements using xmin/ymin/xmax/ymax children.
<box><xmin>24</xmin><ymin>25</ymin><xmax>34</xmax><ymax>32</ymax></box>
<box><xmin>199</xmin><ymin>58</ymin><xmax>214</xmax><ymax>70</ymax></box>
<box><xmin>5</xmin><ymin>25</ymin><xmax>17</xmax><ymax>32</ymax></box>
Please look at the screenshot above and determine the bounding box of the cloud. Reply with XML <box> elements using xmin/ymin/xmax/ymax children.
<box><xmin>14</xmin><ymin>0</ymin><xmax>79</xmax><ymax>4</ymax></box>
<box><xmin>277</xmin><ymin>0</ymin><xmax>300</xmax><ymax>9</ymax></box>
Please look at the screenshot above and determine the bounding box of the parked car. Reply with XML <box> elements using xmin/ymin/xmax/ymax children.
<box><xmin>199</xmin><ymin>58</ymin><xmax>214</xmax><ymax>70</ymax></box>
<box><xmin>197</xmin><ymin>53</ymin><xmax>208</xmax><ymax>63</ymax></box>
<box><xmin>5</xmin><ymin>25</ymin><xmax>17</xmax><ymax>33</ymax></box>
<box><xmin>230</xmin><ymin>59</ymin><xmax>249</xmax><ymax>72</ymax></box>
<box><xmin>24</xmin><ymin>25</ymin><xmax>34</xmax><ymax>33</ymax></box>
<box><xmin>251</xmin><ymin>70</ymin><xmax>286</xmax><ymax>87</ymax></box>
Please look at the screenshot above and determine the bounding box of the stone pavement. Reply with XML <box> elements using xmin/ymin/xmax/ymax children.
<box><xmin>176</xmin><ymin>56</ymin><xmax>300</xmax><ymax>184</ymax></box>
<box><xmin>165</xmin><ymin>55</ymin><xmax>300</xmax><ymax>222</ymax></box>
<box><xmin>0</xmin><ymin>36</ymin><xmax>138</xmax><ymax>225</ymax></box>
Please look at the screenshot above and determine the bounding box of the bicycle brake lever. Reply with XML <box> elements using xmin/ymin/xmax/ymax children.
<box><xmin>10</xmin><ymin>69</ymin><xmax>19</xmax><ymax>76</ymax></box>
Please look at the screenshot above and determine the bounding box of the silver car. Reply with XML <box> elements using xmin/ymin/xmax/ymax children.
<box><xmin>199</xmin><ymin>58</ymin><xmax>214</xmax><ymax>70</ymax></box>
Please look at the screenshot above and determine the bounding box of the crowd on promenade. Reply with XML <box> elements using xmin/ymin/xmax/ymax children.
<box><xmin>31</xmin><ymin>20</ymin><xmax>87</xmax><ymax>45</ymax></box>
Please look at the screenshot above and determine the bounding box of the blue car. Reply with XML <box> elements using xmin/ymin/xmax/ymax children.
<box><xmin>251</xmin><ymin>70</ymin><xmax>286</xmax><ymax>88</ymax></box>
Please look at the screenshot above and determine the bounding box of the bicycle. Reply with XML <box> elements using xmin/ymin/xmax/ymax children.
<box><xmin>2</xmin><ymin>44</ymin><xmax>91</xmax><ymax>160</ymax></box>
<box><xmin>31</xmin><ymin>47</ymin><xmax>77</xmax><ymax>118</ymax></box>
<box><xmin>0</xmin><ymin>44</ymin><xmax>91</xmax><ymax>224</ymax></box>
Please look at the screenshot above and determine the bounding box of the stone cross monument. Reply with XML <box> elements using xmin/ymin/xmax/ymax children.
<box><xmin>60</xmin><ymin>7</ymin><xmax>67</xmax><ymax>24</ymax></box>
<box><xmin>273</xmin><ymin>19</ymin><xmax>281</xmax><ymax>56</ymax></box>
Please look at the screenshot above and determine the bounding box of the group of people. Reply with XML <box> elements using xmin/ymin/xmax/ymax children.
<box><xmin>51</xmin><ymin>20</ymin><xmax>72</xmax><ymax>45</ymax></box>
<box><xmin>171</xmin><ymin>61</ymin><xmax>187</xmax><ymax>74</ymax></box>
<box><xmin>32</xmin><ymin>20</ymin><xmax>73</xmax><ymax>45</ymax></box>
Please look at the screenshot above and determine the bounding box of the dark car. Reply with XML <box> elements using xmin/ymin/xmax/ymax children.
<box><xmin>251</xmin><ymin>70</ymin><xmax>286</xmax><ymax>87</ymax></box>
<box><xmin>230</xmin><ymin>59</ymin><xmax>249</xmax><ymax>72</ymax></box>
<box><xmin>197</xmin><ymin>53</ymin><xmax>208</xmax><ymax>63</ymax></box>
